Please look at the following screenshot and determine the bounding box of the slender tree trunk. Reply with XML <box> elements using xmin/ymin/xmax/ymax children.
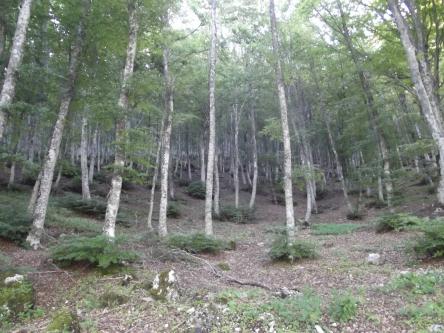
<box><xmin>53</xmin><ymin>166</ymin><xmax>62</xmax><ymax>190</ymax></box>
<box><xmin>204</xmin><ymin>0</ymin><xmax>217</xmax><ymax>236</ymax></box>
<box><xmin>8</xmin><ymin>161</ymin><xmax>16</xmax><ymax>188</ymax></box>
<box><xmin>80</xmin><ymin>115</ymin><xmax>91</xmax><ymax>200</ymax></box>
<box><xmin>214</xmin><ymin>151</ymin><xmax>220</xmax><ymax>216</ymax></box>
<box><xmin>0</xmin><ymin>21</ymin><xmax>4</xmax><ymax>59</ymax></box>
<box><xmin>389</xmin><ymin>0</ymin><xmax>444</xmax><ymax>204</ymax></box>
<box><xmin>269</xmin><ymin>0</ymin><xmax>297</xmax><ymax>243</ymax></box>
<box><xmin>200</xmin><ymin>138</ymin><xmax>206</xmax><ymax>182</ymax></box>
<box><xmin>249</xmin><ymin>106</ymin><xmax>258</xmax><ymax>209</ymax></box>
<box><xmin>103</xmin><ymin>0</ymin><xmax>138</xmax><ymax>239</ymax></box>
<box><xmin>26</xmin><ymin>0</ymin><xmax>89</xmax><ymax>249</ymax></box>
<box><xmin>147</xmin><ymin>124</ymin><xmax>163</xmax><ymax>231</ymax></box>
<box><xmin>89</xmin><ymin>125</ymin><xmax>97</xmax><ymax>183</ymax></box>
<box><xmin>28</xmin><ymin>170</ymin><xmax>41</xmax><ymax>215</ymax></box>
<box><xmin>233</xmin><ymin>104</ymin><xmax>240</xmax><ymax>208</ymax></box>
<box><xmin>158</xmin><ymin>47</ymin><xmax>174</xmax><ymax>238</ymax></box>
<box><xmin>0</xmin><ymin>0</ymin><xmax>33</xmax><ymax>140</ymax></box>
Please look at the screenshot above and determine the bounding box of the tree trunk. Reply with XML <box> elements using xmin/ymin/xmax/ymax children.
<box><xmin>80</xmin><ymin>115</ymin><xmax>91</xmax><ymax>200</ymax></box>
<box><xmin>214</xmin><ymin>151</ymin><xmax>220</xmax><ymax>216</ymax></box>
<box><xmin>204</xmin><ymin>0</ymin><xmax>218</xmax><ymax>236</ymax></box>
<box><xmin>0</xmin><ymin>0</ymin><xmax>33</xmax><ymax>140</ymax></box>
<box><xmin>28</xmin><ymin>170</ymin><xmax>41</xmax><ymax>216</ymax></box>
<box><xmin>269</xmin><ymin>0</ymin><xmax>297</xmax><ymax>244</ymax></box>
<box><xmin>103</xmin><ymin>0</ymin><xmax>138</xmax><ymax>239</ymax></box>
<box><xmin>8</xmin><ymin>161</ymin><xmax>16</xmax><ymax>188</ymax></box>
<box><xmin>233</xmin><ymin>104</ymin><xmax>240</xmax><ymax>208</ymax></box>
<box><xmin>200</xmin><ymin>138</ymin><xmax>206</xmax><ymax>182</ymax></box>
<box><xmin>147</xmin><ymin>124</ymin><xmax>163</xmax><ymax>231</ymax></box>
<box><xmin>249</xmin><ymin>106</ymin><xmax>258</xmax><ymax>209</ymax></box>
<box><xmin>89</xmin><ymin>125</ymin><xmax>97</xmax><ymax>183</ymax></box>
<box><xmin>26</xmin><ymin>0</ymin><xmax>89</xmax><ymax>249</ymax></box>
<box><xmin>389</xmin><ymin>0</ymin><xmax>444</xmax><ymax>204</ymax></box>
<box><xmin>158</xmin><ymin>47</ymin><xmax>174</xmax><ymax>238</ymax></box>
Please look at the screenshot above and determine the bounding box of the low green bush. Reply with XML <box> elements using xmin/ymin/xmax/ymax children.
<box><xmin>0</xmin><ymin>278</ymin><xmax>35</xmax><ymax>321</ymax></box>
<box><xmin>50</xmin><ymin>235</ymin><xmax>138</xmax><ymax>269</ymax></box>
<box><xmin>216</xmin><ymin>205</ymin><xmax>254</xmax><ymax>224</ymax></box>
<box><xmin>0</xmin><ymin>200</ymin><xmax>31</xmax><ymax>245</ymax></box>
<box><xmin>311</xmin><ymin>223</ymin><xmax>362</xmax><ymax>235</ymax></box>
<box><xmin>186</xmin><ymin>181</ymin><xmax>206</xmax><ymax>199</ymax></box>
<box><xmin>47</xmin><ymin>308</ymin><xmax>80</xmax><ymax>333</ymax></box>
<box><xmin>413</xmin><ymin>220</ymin><xmax>444</xmax><ymax>258</ymax></box>
<box><xmin>375</xmin><ymin>213</ymin><xmax>423</xmax><ymax>233</ymax></box>
<box><xmin>328</xmin><ymin>291</ymin><xmax>359</xmax><ymax>322</ymax></box>
<box><xmin>167</xmin><ymin>233</ymin><xmax>227</xmax><ymax>254</ymax></box>
<box><xmin>346</xmin><ymin>209</ymin><xmax>364</xmax><ymax>220</ymax></box>
<box><xmin>386</xmin><ymin>271</ymin><xmax>444</xmax><ymax>295</ymax></box>
<box><xmin>99</xmin><ymin>290</ymin><xmax>129</xmax><ymax>308</ymax></box>
<box><xmin>167</xmin><ymin>202</ymin><xmax>181</xmax><ymax>218</ymax></box>
<box><xmin>269</xmin><ymin>235</ymin><xmax>317</xmax><ymax>262</ymax></box>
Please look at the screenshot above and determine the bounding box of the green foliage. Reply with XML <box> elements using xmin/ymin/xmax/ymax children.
<box><xmin>413</xmin><ymin>220</ymin><xmax>444</xmax><ymax>258</ymax></box>
<box><xmin>399</xmin><ymin>299</ymin><xmax>444</xmax><ymax>328</ymax></box>
<box><xmin>386</xmin><ymin>271</ymin><xmax>444</xmax><ymax>295</ymax></box>
<box><xmin>0</xmin><ymin>279</ymin><xmax>35</xmax><ymax>321</ymax></box>
<box><xmin>50</xmin><ymin>235</ymin><xmax>138</xmax><ymax>269</ymax></box>
<box><xmin>167</xmin><ymin>233</ymin><xmax>227</xmax><ymax>254</ymax></box>
<box><xmin>167</xmin><ymin>202</ymin><xmax>181</xmax><ymax>218</ymax></box>
<box><xmin>55</xmin><ymin>194</ymin><xmax>131</xmax><ymax>226</ymax></box>
<box><xmin>47</xmin><ymin>209</ymin><xmax>101</xmax><ymax>234</ymax></box>
<box><xmin>311</xmin><ymin>223</ymin><xmax>362</xmax><ymax>235</ymax></box>
<box><xmin>217</xmin><ymin>262</ymin><xmax>231</xmax><ymax>271</ymax></box>
<box><xmin>216</xmin><ymin>205</ymin><xmax>254</xmax><ymax>224</ymax></box>
<box><xmin>186</xmin><ymin>181</ymin><xmax>206</xmax><ymax>199</ymax></box>
<box><xmin>346</xmin><ymin>209</ymin><xmax>364</xmax><ymax>220</ymax></box>
<box><xmin>99</xmin><ymin>290</ymin><xmax>129</xmax><ymax>308</ymax></box>
<box><xmin>328</xmin><ymin>291</ymin><xmax>359</xmax><ymax>322</ymax></box>
<box><xmin>269</xmin><ymin>235</ymin><xmax>317</xmax><ymax>262</ymax></box>
<box><xmin>59</xmin><ymin>160</ymin><xmax>79</xmax><ymax>178</ymax></box>
<box><xmin>47</xmin><ymin>308</ymin><xmax>80</xmax><ymax>333</ymax></box>
<box><xmin>375</xmin><ymin>213</ymin><xmax>423</xmax><ymax>233</ymax></box>
<box><xmin>0</xmin><ymin>194</ymin><xmax>31</xmax><ymax>245</ymax></box>
<box><xmin>265</xmin><ymin>290</ymin><xmax>322</xmax><ymax>328</ymax></box>
<box><xmin>21</xmin><ymin>161</ymin><xmax>40</xmax><ymax>185</ymax></box>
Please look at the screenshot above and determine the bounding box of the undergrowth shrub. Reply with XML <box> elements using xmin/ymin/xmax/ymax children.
<box><xmin>311</xmin><ymin>223</ymin><xmax>362</xmax><ymax>235</ymax></box>
<box><xmin>55</xmin><ymin>195</ymin><xmax>131</xmax><ymax>226</ymax></box>
<box><xmin>386</xmin><ymin>271</ymin><xmax>444</xmax><ymax>295</ymax></box>
<box><xmin>269</xmin><ymin>235</ymin><xmax>317</xmax><ymax>262</ymax></box>
<box><xmin>47</xmin><ymin>308</ymin><xmax>80</xmax><ymax>333</ymax></box>
<box><xmin>167</xmin><ymin>233</ymin><xmax>228</xmax><ymax>254</ymax></box>
<box><xmin>216</xmin><ymin>205</ymin><xmax>254</xmax><ymax>224</ymax></box>
<box><xmin>0</xmin><ymin>199</ymin><xmax>31</xmax><ymax>245</ymax></box>
<box><xmin>50</xmin><ymin>235</ymin><xmax>138</xmax><ymax>269</ymax></box>
<box><xmin>413</xmin><ymin>220</ymin><xmax>444</xmax><ymax>258</ymax></box>
<box><xmin>186</xmin><ymin>181</ymin><xmax>206</xmax><ymax>199</ymax></box>
<box><xmin>328</xmin><ymin>291</ymin><xmax>359</xmax><ymax>322</ymax></box>
<box><xmin>167</xmin><ymin>202</ymin><xmax>181</xmax><ymax>218</ymax></box>
<box><xmin>346</xmin><ymin>209</ymin><xmax>364</xmax><ymax>221</ymax></box>
<box><xmin>0</xmin><ymin>278</ymin><xmax>35</xmax><ymax>321</ymax></box>
<box><xmin>375</xmin><ymin>213</ymin><xmax>423</xmax><ymax>233</ymax></box>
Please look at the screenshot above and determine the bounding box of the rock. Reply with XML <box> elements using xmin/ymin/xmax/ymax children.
<box><xmin>149</xmin><ymin>270</ymin><xmax>179</xmax><ymax>301</ymax></box>
<box><xmin>274</xmin><ymin>287</ymin><xmax>300</xmax><ymax>298</ymax></box>
<box><xmin>429</xmin><ymin>324</ymin><xmax>444</xmax><ymax>332</ymax></box>
<box><xmin>314</xmin><ymin>325</ymin><xmax>325</xmax><ymax>333</ymax></box>
<box><xmin>4</xmin><ymin>274</ymin><xmax>24</xmax><ymax>285</ymax></box>
<box><xmin>121</xmin><ymin>274</ymin><xmax>133</xmax><ymax>286</ymax></box>
<box><xmin>367</xmin><ymin>253</ymin><xmax>382</xmax><ymax>265</ymax></box>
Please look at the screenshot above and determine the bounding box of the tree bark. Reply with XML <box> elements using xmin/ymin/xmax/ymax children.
<box><xmin>214</xmin><ymin>151</ymin><xmax>220</xmax><ymax>216</ymax></box>
<box><xmin>80</xmin><ymin>115</ymin><xmax>91</xmax><ymax>200</ymax></box>
<box><xmin>269</xmin><ymin>0</ymin><xmax>297</xmax><ymax>244</ymax></box>
<box><xmin>233</xmin><ymin>104</ymin><xmax>240</xmax><ymax>208</ymax></box>
<box><xmin>204</xmin><ymin>0</ymin><xmax>217</xmax><ymax>236</ymax></box>
<box><xmin>103</xmin><ymin>0</ymin><xmax>138</xmax><ymax>239</ymax></box>
<box><xmin>158</xmin><ymin>47</ymin><xmax>174</xmax><ymax>238</ymax></box>
<box><xmin>88</xmin><ymin>125</ymin><xmax>97</xmax><ymax>183</ymax></box>
<box><xmin>0</xmin><ymin>0</ymin><xmax>33</xmax><ymax>140</ymax></box>
<box><xmin>249</xmin><ymin>105</ymin><xmax>258</xmax><ymax>209</ymax></box>
<box><xmin>147</xmin><ymin>123</ymin><xmax>163</xmax><ymax>231</ymax></box>
<box><xmin>389</xmin><ymin>0</ymin><xmax>444</xmax><ymax>204</ymax></box>
<box><xmin>26</xmin><ymin>0</ymin><xmax>89</xmax><ymax>249</ymax></box>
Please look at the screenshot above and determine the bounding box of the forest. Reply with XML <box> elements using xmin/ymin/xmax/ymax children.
<box><xmin>0</xmin><ymin>0</ymin><xmax>444</xmax><ymax>331</ymax></box>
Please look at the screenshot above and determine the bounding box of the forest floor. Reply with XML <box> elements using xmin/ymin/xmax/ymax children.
<box><xmin>1</xmin><ymin>173</ymin><xmax>444</xmax><ymax>332</ymax></box>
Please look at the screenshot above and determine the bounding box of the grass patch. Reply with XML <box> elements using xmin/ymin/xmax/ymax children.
<box><xmin>386</xmin><ymin>271</ymin><xmax>444</xmax><ymax>295</ymax></box>
<box><xmin>311</xmin><ymin>223</ymin><xmax>362</xmax><ymax>235</ymax></box>
<box><xmin>185</xmin><ymin>181</ymin><xmax>206</xmax><ymax>199</ymax></box>
<box><xmin>0</xmin><ymin>191</ymin><xmax>31</xmax><ymax>245</ymax></box>
<box><xmin>50</xmin><ymin>235</ymin><xmax>138</xmax><ymax>269</ymax></box>
<box><xmin>167</xmin><ymin>202</ymin><xmax>181</xmax><ymax>218</ymax></box>
<box><xmin>399</xmin><ymin>298</ymin><xmax>444</xmax><ymax>329</ymax></box>
<box><xmin>269</xmin><ymin>235</ymin><xmax>317</xmax><ymax>262</ymax></box>
<box><xmin>47</xmin><ymin>208</ymin><xmax>101</xmax><ymax>234</ymax></box>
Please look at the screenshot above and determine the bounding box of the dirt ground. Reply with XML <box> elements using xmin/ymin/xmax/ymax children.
<box><xmin>1</xmin><ymin>176</ymin><xmax>444</xmax><ymax>333</ymax></box>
